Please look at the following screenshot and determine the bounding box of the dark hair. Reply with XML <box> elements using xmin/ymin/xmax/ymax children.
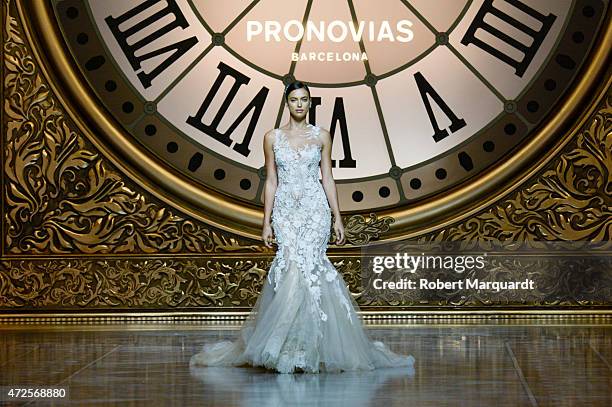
<box><xmin>284</xmin><ymin>80</ymin><xmax>310</xmax><ymax>101</ymax></box>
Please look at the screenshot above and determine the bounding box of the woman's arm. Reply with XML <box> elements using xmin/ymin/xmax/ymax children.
<box><xmin>319</xmin><ymin>129</ymin><xmax>345</xmax><ymax>245</ymax></box>
<box><xmin>262</xmin><ymin>130</ymin><xmax>278</xmax><ymax>247</ymax></box>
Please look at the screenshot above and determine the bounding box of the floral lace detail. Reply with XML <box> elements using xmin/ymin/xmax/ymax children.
<box><xmin>324</xmin><ymin>257</ymin><xmax>353</xmax><ymax>324</ymax></box>
<box><xmin>190</xmin><ymin>130</ymin><xmax>416</xmax><ymax>372</ymax></box>
<box><xmin>189</xmin><ymin>121</ymin><xmax>417</xmax><ymax>371</ymax></box>
<box><xmin>267</xmin><ymin>124</ymin><xmax>353</xmax><ymax>328</ymax></box>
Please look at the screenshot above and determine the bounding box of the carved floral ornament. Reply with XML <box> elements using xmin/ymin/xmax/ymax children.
<box><xmin>3</xmin><ymin>0</ymin><xmax>610</xmax><ymax>254</ymax></box>
<box><xmin>0</xmin><ymin>0</ymin><xmax>610</xmax><ymax>310</ymax></box>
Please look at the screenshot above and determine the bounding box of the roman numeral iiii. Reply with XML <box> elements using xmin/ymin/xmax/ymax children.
<box><xmin>105</xmin><ymin>0</ymin><xmax>198</xmax><ymax>88</ymax></box>
<box><xmin>461</xmin><ymin>0</ymin><xmax>557</xmax><ymax>77</ymax></box>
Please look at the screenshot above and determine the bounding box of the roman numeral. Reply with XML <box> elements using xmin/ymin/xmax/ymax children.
<box><xmin>329</xmin><ymin>98</ymin><xmax>356</xmax><ymax>168</ymax></box>
<box><xmin>186</xmin><ymin>62</ymin><xmax>269</xmax><ymax>157</ymax></box>
<box><xmin>461</xmin><ymin>0</ymin><xmax>557</xmax><ymax>77</ymax></box>
<box><xmin>105</xmin><ymin>0</ymin><xmax>198</xmax><ymax>88</ymax></box>
<box><xmin>307</xmin><ymin>97</ymin><xmax>356</xmax><ymax>168</ymax></box>
<box><xmin>414</xmin><ymin>72</ymin><xmax>466</xmax><ymax>142</ymax></box>
<box><xmin>307</xmin><ymin>97</ymin><xmax>322</xmax><ymax>124</ymax></box>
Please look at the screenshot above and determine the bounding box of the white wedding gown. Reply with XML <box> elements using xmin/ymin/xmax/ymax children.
<box><xmin>190</xmin><ymin>124</ymin><xmax>415</xmax><ymax>374</ymax></box>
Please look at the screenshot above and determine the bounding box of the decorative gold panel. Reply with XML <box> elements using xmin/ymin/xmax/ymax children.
<box><xmin>1</xmin><ymin>0</ymin><xmax>610</xmax><ymax>313</ymax></box>
<box><xmin>3</xmin><ymin>0</ymin><xmax>264</xmax><ymax>256</ymax></box>
<box><xmin>2</xmin><ymin>254</ymin><xmax>610</xmax><ymax>310</ymax></box>
<box><xmin>423</xmin><ymin>93</ymin><xmax>611</xmax><ymax>246</ymax></box>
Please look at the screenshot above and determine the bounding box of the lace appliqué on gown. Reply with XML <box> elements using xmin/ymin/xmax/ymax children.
<box><xmin>269</xmin><ymin>126</ymin><xmax>352</xmax><ymax>328</ymax></box>
<box><xmin>190</xmin><ymin>124</ymin><xmax>415</xmax><ymax>374</ymax></box>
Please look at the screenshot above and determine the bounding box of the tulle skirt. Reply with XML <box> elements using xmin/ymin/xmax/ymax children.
<box><xmin>190</xmin><ymin>255</ymin><xmax>415</xmax><ymax>374</ymax></box>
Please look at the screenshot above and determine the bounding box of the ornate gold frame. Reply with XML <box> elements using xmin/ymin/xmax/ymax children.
<box><xmin>1</xmin><ymin>310</ymin><xmax>611</xmax><ymax>327</ymax></box>
<box><xmin>2</xmin><ymin>0</ymin><xmax>610</xmax><ymax>314</ymax></box>
<box><xmin>19</xmin><ymin>1</ymin><xmax>612</xmax><ymax>241</ymax></box>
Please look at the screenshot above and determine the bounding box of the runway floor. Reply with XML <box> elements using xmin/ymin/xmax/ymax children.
<box><xmin>0</xmin><ymin>319</ymin><xmax>610</xmax><ymax>406</ymax></box>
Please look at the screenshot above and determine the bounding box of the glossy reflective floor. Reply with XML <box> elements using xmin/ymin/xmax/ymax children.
<box><xmin>0</xmin><ymin>320</ymin><xmax>610</xmax><ymax>406</ymax></box>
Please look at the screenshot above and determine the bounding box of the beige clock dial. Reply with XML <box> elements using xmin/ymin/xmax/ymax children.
<box><xmin>32</xmin><ymin>0</ymin><xmax>609</xmax><ymax>238</ymax></box>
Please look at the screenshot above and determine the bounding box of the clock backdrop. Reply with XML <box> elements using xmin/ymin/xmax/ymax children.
<box><xmin>30</xmin><ymin>0</ymin><xmax>608</xmax><ymax>240</ymax></box>
<box><xmin>1</xmin><ymin>0</ymin><xmax>610</xmax><ymax>315</ymax></box>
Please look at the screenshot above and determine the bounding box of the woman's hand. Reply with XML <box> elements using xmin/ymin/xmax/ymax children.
<box><xmin>262</xmin><ymin>222</ymin><xmax>275</xmax><ymax>248</ymax></box>
<box><xmin>334</xmin><ymin>217</ymin><xmax>345</xmax><ymax>245</ymax></box>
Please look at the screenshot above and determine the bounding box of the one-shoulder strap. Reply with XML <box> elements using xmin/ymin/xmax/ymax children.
<box><xmin>309</xmin><ymin>124</ymin><xmax>320</xmax><ymax>140</ymax></box>
<box><xmin>273</xmin><ymin>128</ymin><xmax>283</xmax><ymax>146</ymax></box>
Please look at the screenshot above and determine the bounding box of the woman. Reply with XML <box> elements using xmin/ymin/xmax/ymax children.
<box><xmin>190</xmin><ymin>81</ymin><xmax>415</xmax><ymax>374</ymax></box>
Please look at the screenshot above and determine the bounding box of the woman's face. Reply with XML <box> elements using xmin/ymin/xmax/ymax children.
<box><xmin>286</xmin><ymin>88</ymin><xmax>310</xmax><ymax>120</ymax></box>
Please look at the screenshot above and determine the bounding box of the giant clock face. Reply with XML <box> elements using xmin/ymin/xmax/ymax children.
<box><xmin>38</xmin><ymin>0</ymin><xmax>609</xmax><ymax>237</ymax></box>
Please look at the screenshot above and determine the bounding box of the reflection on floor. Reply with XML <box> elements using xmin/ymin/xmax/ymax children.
<box><xmin>0</xmin><ymin>320</ymin><xmax>610</xmax><ymax>406</ymax></box>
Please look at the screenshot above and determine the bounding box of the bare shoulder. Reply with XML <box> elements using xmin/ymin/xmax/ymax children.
<box><xmin>316</xmin><ymin>126</ymin><xmax>332</xmax><ymax>145</ymax></box>
<box><xmin>263</xmin><ymin>129</ymin><xmax>277</xmax><ymax>146</ymax></box>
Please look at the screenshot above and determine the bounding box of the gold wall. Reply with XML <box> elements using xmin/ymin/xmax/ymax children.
<box><xmin>1</xmin><ymin>0</ymin><xmax>610</xmax><ymax>316</ymax></box>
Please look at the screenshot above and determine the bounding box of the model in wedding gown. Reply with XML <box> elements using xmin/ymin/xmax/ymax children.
<box><xmin>190</xmin><ymin>81</ymin><xmax>415</xmax><ymax>374</ymax></box>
